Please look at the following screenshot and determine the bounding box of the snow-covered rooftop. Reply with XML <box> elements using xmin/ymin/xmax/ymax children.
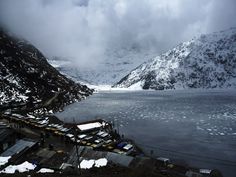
<box><xmin>37</xmin><ymin>168</ymin><xmax>54</xmax><ymax>173</ymax></box>
<box><xmin>0</xmin><ymin>161</ymin><xmax>36</xmax><ymax>174</ymax></box>
<box><xmin>79</xmin><ymin>158</ymin><xmax>108</xmax><ymax>169</ymax></box>
<box><xmin>77</xmin><ymin>122</ymin><xmax>102</xmax><ymax>131</ymax></box>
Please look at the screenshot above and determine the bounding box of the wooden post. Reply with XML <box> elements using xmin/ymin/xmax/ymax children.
<box><xmin>73</xmin><ymin>119</ymin><xmax>80</xmax><ymax>173</ymax></box>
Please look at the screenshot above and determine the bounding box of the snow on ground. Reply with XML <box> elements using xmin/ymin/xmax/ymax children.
<box><xmin>94</xmin><ymin>158</ymin><xmax>108</xmax><ymax>167</ymax></box>
<box><xmin>128</xmin><ymin>81</ymin><xmax>143</xmax><ymax>90</ymax></box>
<box><xmin>0</xmin><ymin>161</ymin><xmax>36</xmax><ymax>174</ymax></box>
<box><xmin>37</xmin><ymin>168</ymin><xmax>54</xmax><ymax>173</ymax></box>
<box><xmin>87</xmin><ymin>84</ymin><xmax>112</xmax><ymax>91</ymax></box>
<box><xmin>26</xmin><ymin>114</ymin><xmax>36</xmax><ymax>119</ymax></box>
<box><xmin>79</xmin><ymin>158</ymin><xmax>108</xmax><ymax>169</ymax></box>
<box><xmin>0</xmin><ymin>156</ymin><xmax>11</xmax><ymax>166</ymax></box>
<box><xmin>48</xmin><ymin>59</ymin><xmax>71</xmax><ymax>68</ymax></box>
<box><xmin>88</xmin><ymin>84</ymin><xmax>143</xmax><ymax>92</ymax></box>
<box><xmin>80</xmin><ymin>160</ymin><xmax>95</xmax><ymax>169</ymax></box>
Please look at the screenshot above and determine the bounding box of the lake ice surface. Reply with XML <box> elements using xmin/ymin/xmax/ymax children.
<box><xmin>56</xmin><ymin>90</ymin><xmax>236</xmax><ymax>177</ymax></box>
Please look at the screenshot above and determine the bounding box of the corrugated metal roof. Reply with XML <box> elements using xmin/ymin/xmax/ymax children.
<box><xmin>1</xmin><ymin>139</ymin><xmax>36</xmax><ymax>157</ymax></box>
<box><xmin>67</xmin><ymin>146</ymin><xmax>134</xmax><ymax>167</ymax></box>
<box><xmin>36</xmin><ymin>148</ymin><xmax>55</xmax><ymax>159</ymax></box>
<box><xmin>67</xmin><ymin>146</ymin><xmax>87</xmax><ymax>166</ymax></box>
<box><xmin>0</xmin><ymin>127</ymin><xmax>14</xmax><ymax>142</ymax></box>
<box><xmin>106</xmin><ymin>152</ymin><xmax>133</xmax><ymax>167</ymax></box>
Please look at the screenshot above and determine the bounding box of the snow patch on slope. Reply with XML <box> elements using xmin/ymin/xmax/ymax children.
<box><xmin>114</xmin><ymin>28</ymin><xmax>236</xmax><ymax>90</ymax></box>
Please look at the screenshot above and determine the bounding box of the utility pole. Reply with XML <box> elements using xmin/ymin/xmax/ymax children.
<box><xmin>117</xmin><ymin>120</ymin><xmax>120</xmax><ymax>135</ymax></box>
<box><xmin>73</xmin><ymin>119</ymin><xmax>80</xmax><ymax>173</ymax></box>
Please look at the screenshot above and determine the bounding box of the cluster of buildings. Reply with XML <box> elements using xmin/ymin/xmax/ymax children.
<box><xmin>5</xmin><ymin>113</ymin><xmax>139</xmax><ymax>155</ymax></box>
<box><xmin>0</xmin><ymin>113</ymin><xmax>142</xmax><ymax>173</ymax></box>
<box><xmin>0</xmin><ymin>113</ymin><xmax>223</xmax><ymax>177</ymax></box>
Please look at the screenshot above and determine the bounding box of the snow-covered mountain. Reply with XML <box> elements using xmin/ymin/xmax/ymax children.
<box><xmin>113</xmin><ymin>28</ymin><xmax>236</xmax><ymax>90</ymax></box>
<box><xmin>48</xmin><ymin>48</ymin><xmax>156</xmax><ymax>86</ymax></box>
<box><xmin>0</xmin><ymin>29</ymin><xmax>92</xmax><ymax>113</ymax></box>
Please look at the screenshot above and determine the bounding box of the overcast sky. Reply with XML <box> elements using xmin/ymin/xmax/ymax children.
<box><xmin>0</xmin><ymin>0</ymin><xmax>236</xmax><ymax>67</ymax></box>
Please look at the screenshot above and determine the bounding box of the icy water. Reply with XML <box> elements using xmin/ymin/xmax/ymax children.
<box><xmin>56</xmin><ymin>90</ymin><xmax>236</xmax><ymax>177</ymax></box>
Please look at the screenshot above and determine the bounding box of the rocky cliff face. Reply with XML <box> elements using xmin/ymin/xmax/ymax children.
<box><xmin>0</xmin><ymin>30</ymin><xmax>93</xmax><ymax>114</ymax></box>
<box><xmin>114</xmin><ymin>28</ymin><xmax>236</xmax><ymax>90</ymax></box>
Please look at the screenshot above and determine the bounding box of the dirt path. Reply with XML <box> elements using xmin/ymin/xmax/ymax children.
<box><xmin>43</xmin><ymin>92</ymin><xmax>60</xmax><ymax>107</ymax></box>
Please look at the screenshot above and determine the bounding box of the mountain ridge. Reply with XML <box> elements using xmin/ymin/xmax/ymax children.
<box><xmin>0</xmin><ymin>29</ymin><xmax>93</xmax><ymax>114</ymax></box>
<box><xmin>113</xmin><ymin>27</ymin><xmax>236</xmax><ymax>90</ymax></box>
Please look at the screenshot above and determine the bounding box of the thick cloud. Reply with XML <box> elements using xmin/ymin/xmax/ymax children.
<box><xmin>0</xmin><ymin>0</ymin><xmax>236</xmax><ymax>67</ymax></box>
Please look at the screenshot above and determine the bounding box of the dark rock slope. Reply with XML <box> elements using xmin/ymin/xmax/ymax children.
<box><xmin>0</xmin><ymin>30</ymin><xmax>92</xmax><ymax>114</ymax></box>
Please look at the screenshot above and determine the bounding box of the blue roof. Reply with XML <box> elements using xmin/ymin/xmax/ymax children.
<box><xmin>117</xmin><ymin>142</ymin><xmax>127</xmax><ymax>148</ymax></box>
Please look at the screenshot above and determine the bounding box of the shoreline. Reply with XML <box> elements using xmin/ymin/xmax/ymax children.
<box><xmin>0</xmin><ymin>113</ymin><xmax>223</xmax><ymax>177</ymax></box>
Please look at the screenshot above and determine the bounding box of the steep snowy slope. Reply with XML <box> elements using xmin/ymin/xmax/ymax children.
<box><xmin>48</xmin><ymin>48</ymin><xmax>156</xmax><ymax>85</ymax></box>
<box><xmin>114</xmin><ymin>28</ymin><xmax>236</xmax><ymax>90</ymax></box>
<box><xmin>0</xmin><ymin>30</ymin><xmax>92</xmax><ymax>113</ymax></box>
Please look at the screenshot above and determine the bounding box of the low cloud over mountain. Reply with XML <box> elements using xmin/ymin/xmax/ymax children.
<box><xmin>0</xmin><ymin>0</ymin><xmax>236</xmax><ymax>69</ymax></box>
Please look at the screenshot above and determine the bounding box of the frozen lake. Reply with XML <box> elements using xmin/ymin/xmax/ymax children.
<box><xmin>56</xmin><ymin>90</ymin><xmax>236</xmax><ymax>177</ymax></box>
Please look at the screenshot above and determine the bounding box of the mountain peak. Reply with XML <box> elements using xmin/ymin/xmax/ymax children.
<box><xmin>113</xmin><ymin>28</ymin><xmax>236</xmax><ymax>90</ymax></box>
